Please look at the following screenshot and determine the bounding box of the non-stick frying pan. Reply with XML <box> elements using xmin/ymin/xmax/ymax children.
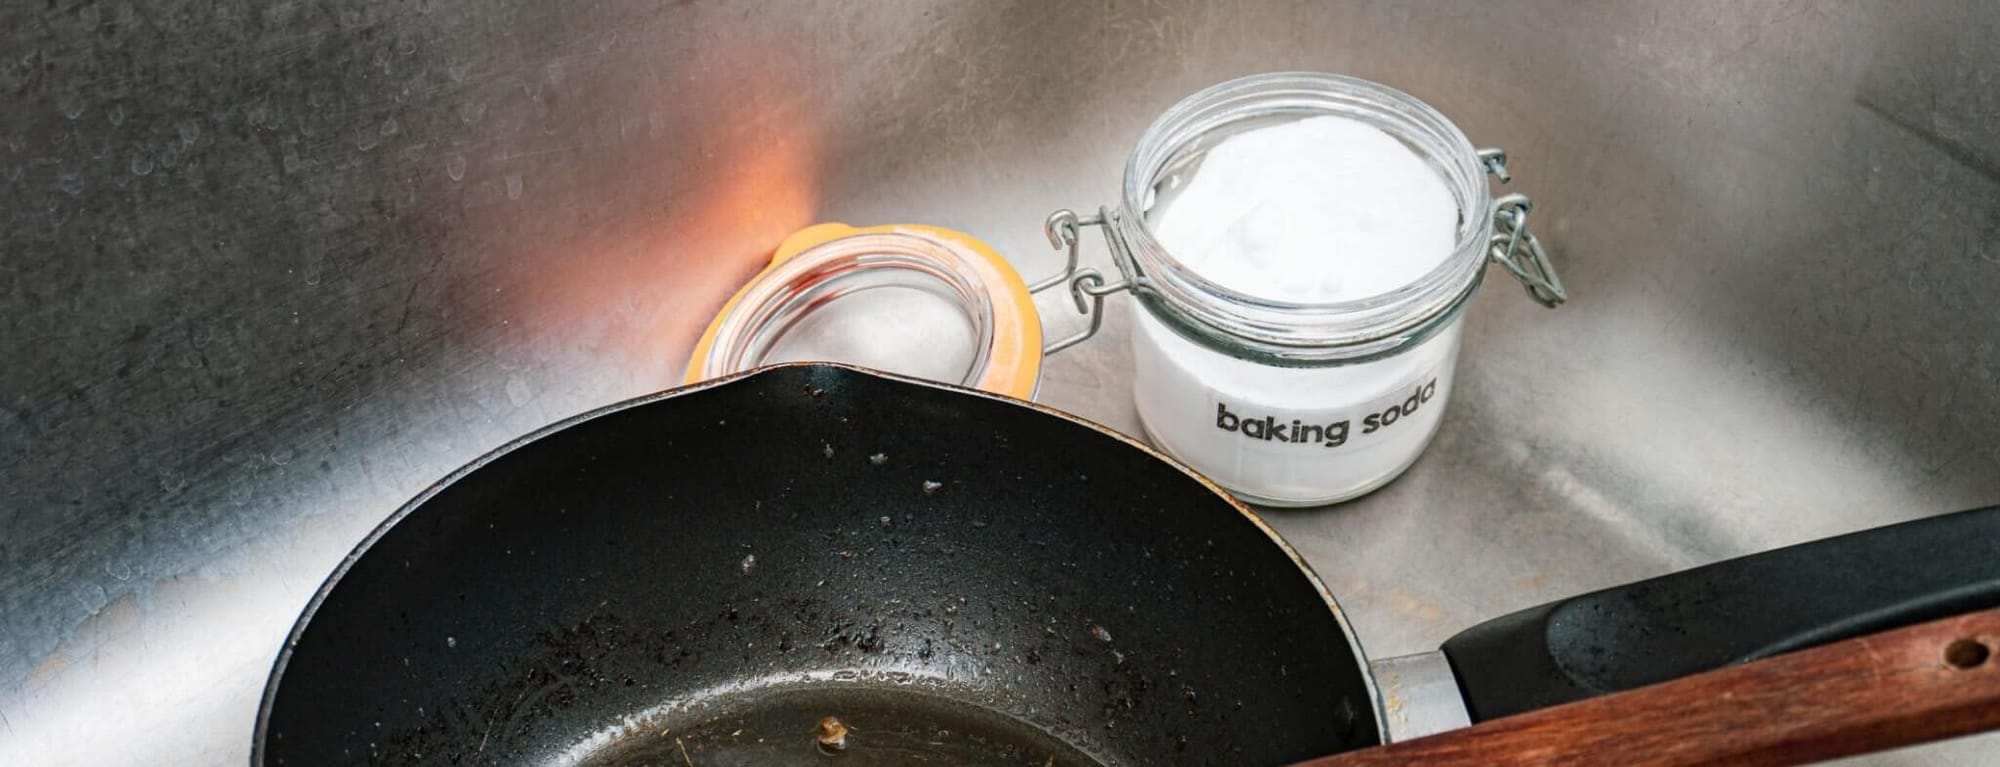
<box><xmin>256</xmin><ymin>364</ymin><xmax>2000</xmax><ymax>765</ymax></box>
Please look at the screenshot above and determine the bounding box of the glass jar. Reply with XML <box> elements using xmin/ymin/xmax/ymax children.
<box><xmin>1045</xmin><ymin>72</ymin><xmax>1565</xmax><ymax>506</ymax></box>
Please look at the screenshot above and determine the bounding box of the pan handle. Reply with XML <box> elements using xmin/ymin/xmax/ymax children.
<box><xmin>1439</xmin><ymin>504</ymin><xmax>2000</xmax><ymax>721</ymax></box>
<box><xmin>1302</xmin><ymin>606</ymin><xmax>2000</xmax><ymax>767</ymax></box>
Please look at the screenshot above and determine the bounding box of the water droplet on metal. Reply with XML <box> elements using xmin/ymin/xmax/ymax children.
<box><xmin>505</xmin><ymin>172</ymin><xmax>522</xmax><ymax>199</ymax></box>
<box><xmin>446</xmin><ymin>153</ymin><xmax>466</xmax><ymax>181</ymax></box>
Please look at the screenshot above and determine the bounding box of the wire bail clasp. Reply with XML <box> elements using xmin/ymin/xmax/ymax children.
<box><xmin>1478</xmin><ymin>149</ymin><xmax>1567</xmax><ymax>308</ymax></box>
<box><xmin>1032</xmin><ymin>208</ymin><xmax>1133</xmax><ymax>355</ymax></box>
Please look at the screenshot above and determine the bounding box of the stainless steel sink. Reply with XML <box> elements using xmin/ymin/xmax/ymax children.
<box><xmin>3</xmin><ymin>1</ymin><xmax>1997</xmax><ymax>764</ymax></box>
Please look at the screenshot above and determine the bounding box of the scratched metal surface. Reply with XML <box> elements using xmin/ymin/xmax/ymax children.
<box><xmin>2</xmin><ymin>1</ymin><xmax>1998</xmax><ymax>764</ymax></box>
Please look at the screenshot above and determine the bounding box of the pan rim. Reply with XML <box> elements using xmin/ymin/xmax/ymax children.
<box><xmin>250</xmin><ymin>361</ymin><xmax>1388</xmax><ymax>763</ymax></box>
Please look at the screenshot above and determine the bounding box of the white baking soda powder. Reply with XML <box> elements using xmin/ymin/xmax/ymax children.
<box><xmin>1133</xmin><ymin>115</ymin><xmax>1464</xmax><ymax>505</ymax></box>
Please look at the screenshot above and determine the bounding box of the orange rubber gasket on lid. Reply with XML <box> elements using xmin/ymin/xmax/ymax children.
<box><xmin>686</xmin><ymin>223</ymin><xmax>1042</xmax><ymax>401</ymax></box>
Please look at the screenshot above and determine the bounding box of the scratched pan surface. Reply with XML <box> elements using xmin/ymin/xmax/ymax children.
<box><xmin>256</xmin><ymin>364</ymin><xmax>1380</xmax><ymax>766</ymax></box>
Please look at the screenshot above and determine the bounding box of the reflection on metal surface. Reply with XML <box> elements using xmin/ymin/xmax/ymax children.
<box><xmin>467</xmin><ymin>13</ymin><xmax>827</xmax><ymax>382</ymax></box>
<box><xmin>1369</xmin><ymin>651</ymin><xmax>1472</xmax><ymax>742</ymax></box>
<box><xmin>3</xmin><ymin>1</ymin><xmax>1999</xmax><ymax>765</ymax></box>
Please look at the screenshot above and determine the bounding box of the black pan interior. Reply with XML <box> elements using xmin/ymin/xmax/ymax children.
<box><xmin>258</xmin><ymin>364</ymin><xmax>1379</xmax><ymax>765</ymax></box>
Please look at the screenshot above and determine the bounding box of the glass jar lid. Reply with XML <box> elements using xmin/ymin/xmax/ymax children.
<box><xmin>687</xmin><ymin>223</ymin><xmax>1043</xmax><ymax>400</ymax></box>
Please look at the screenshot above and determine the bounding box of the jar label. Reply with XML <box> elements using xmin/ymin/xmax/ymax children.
<box><xmin>1128</xmin><ymin>302</ymin><xmax>1465</xmax><ymax>504</ymax></box>
<box><xmin>1209</xmin><ymin>370</ymin><xmax>1442</xmax><ymax>450</ymax></box>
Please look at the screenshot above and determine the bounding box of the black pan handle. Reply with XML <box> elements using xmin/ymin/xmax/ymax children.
<box><xmin>1439</xmin><ymin>504</ymin><xmax>2000</xmax><ymax>721</ymax></box>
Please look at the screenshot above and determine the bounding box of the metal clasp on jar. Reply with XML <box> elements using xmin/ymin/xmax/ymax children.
<box><xmin>1477</xmin><ymin>148</ymin><xmax>1567</xmax><ymax>308</ymax></box>
<box><xmin>1034</xmin><ymin>147</ymin><xmax>1567</xmax><ymax>353</ymax></box>
<box><xmin>1033</xmin><ymin>207</ymin><xmax>1134</xmax><ymax>355</ymax></box>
